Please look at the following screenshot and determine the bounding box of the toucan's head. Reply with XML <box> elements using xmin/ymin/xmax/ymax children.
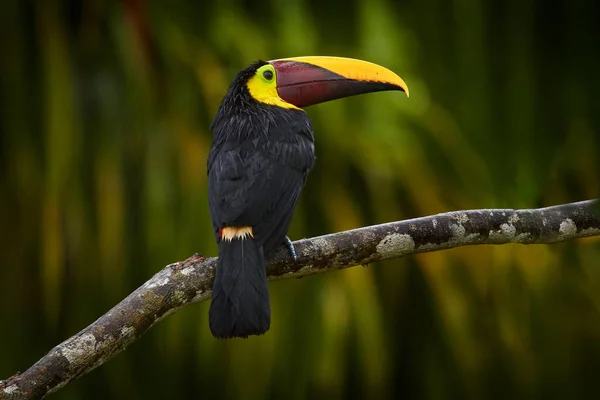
<box><xmin>217</xmin><ymin>56</ymin><xmax>409</xmax><ymax>112</ymax></box>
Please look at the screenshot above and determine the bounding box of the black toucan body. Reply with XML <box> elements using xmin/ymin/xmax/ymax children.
<box><xmin>207</xmin><ymin>56</ymin><xmax>409</xmax><ymax>339</ymax></box>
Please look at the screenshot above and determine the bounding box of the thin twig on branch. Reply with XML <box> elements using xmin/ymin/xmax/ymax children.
<box><xmin>1</xmin><ymin>200</ymin><xmax>599</xmax><ymax>399</ymax></box>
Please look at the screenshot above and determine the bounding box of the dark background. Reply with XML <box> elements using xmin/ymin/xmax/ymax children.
<box><xmin>1</xmin><ymin>0</ymin><xmax>600</xmax><ymax>398</ymax></box>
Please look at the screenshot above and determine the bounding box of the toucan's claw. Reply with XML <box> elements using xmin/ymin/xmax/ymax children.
<box><xmin>284</xmin><ymin>236</ymin><xmax>297</xmax><ymax>262</ymax></box>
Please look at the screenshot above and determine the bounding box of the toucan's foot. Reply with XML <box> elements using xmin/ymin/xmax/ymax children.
<box><xmin>284</xmin><ymin>236</ymin><xmax>297</xmax><ymax>262</ymax></box>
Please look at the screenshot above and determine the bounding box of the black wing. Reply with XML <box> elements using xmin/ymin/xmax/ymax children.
<box><xmin>208</xmin><ymin>120</ymin><xmax>315</xmax><ymax>255</ymax></box>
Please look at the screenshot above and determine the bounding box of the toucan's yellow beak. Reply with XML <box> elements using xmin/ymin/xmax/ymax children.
<box><xmin>268</xmin><ymin>56</ymin><xmax>409</xmax><ymax>108</ymax></box>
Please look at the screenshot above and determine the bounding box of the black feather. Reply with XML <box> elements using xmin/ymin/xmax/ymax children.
<box><xmin>207</xmin><ymin>61</ymin><xmax>316</xmax><ymax>339</ymax></box>
<box><xmin>209</xmin><ymin>238</ymin><xmax>269</xmax><ymax>339</ymax></box>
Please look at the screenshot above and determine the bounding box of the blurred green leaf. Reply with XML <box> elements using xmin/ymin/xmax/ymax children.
<box><xmin>0</xmin><ymin>0</ymin><xmax>599</xmax><ymax>398</ymax></box>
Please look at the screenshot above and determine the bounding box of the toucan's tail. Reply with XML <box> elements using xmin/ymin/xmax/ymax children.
<box><xmin>209</xmin><ymin>236</ymin><xmax>270</xmax><ymax>339</ymax></box>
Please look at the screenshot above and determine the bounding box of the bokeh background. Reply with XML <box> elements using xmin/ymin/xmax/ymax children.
<box><xmin>2</xmin><ymin>0</ymin><xmax>600</xmax><ymax>398</ymax></box>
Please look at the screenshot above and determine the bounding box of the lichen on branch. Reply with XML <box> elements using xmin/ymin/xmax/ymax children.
<box><xmin>1</xmin><ymin>200</ymin><xmax>599</xmax><ymax>400</ymax></box>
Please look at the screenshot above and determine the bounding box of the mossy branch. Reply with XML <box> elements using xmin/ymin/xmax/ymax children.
<box><xmin>2</xmin><ymin>200</ymin><xmax>599</xmax><ymax>399</ymax></box>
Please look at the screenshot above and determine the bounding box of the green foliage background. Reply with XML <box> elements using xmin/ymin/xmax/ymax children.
<box><xmin>1</xmin><ymin>0</ymin><xmax>600</xmax><ymax>398</ymax></box>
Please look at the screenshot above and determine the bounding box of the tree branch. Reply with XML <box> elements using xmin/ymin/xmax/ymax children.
<box><xmin>2</xmin><ymin>200</ymin><xmax>599</xmax><ymax>399</ymax></box>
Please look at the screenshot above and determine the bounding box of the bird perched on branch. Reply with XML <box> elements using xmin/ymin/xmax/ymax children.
<box><xmin>207</xmin><ymin>56</ymin><xmax>409</xmax><ymax>339</ymax></box>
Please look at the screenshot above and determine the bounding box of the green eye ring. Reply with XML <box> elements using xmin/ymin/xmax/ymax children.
<box><xmin>256</xmin><ymin>64</ymin><xmax>276</xmax><ymax>83</ymax></box>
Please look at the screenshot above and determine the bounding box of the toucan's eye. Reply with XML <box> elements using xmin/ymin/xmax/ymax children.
<box><xmin>263</xmin><ymin>70</ymin><xmax>273</xmax><ymax>81</ymax></box>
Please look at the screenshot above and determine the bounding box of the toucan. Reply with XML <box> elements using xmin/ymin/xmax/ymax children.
<box><xmin>207</xmin><ymin>56</ymin><xmax>409</xmax><ymax>339</ymax></box>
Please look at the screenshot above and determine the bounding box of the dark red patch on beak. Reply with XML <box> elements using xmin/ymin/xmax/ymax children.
<box><xmin>271</xmin><ymin>60</ymin><xmax>402</xmax><ymax>108</ymax></box>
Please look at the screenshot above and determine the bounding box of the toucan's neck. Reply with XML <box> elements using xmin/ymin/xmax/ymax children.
<box><xmin>210</xmin><ymin>87</ymin><xmax>268</xmax><ymax>131</ymax></box>
<box><xmin>210</xmin><ymin>93</ymin><xmax>311</xmax><ymax>143</ymax></box>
